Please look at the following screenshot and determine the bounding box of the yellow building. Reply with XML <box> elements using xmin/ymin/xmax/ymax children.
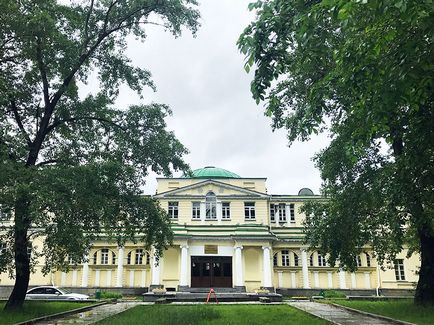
<box><xmin>0</xmin><ymin>166</ymin><xmax>419</xmax><ymax>295</ymax></box>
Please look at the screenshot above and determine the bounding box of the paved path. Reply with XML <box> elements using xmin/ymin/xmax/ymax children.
<box><xmin>34</xmin><ymin>302</ymin><xmax>142</xmax><ymax>325</ymax></box>
<box><xmin>288</xmin><ymin>301</ymin><xmax>396</xmax><ymax>325</ymax></box>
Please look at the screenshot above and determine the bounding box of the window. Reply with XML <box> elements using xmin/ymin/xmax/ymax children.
<box><xmin>365</xmin><ymin>252</ymin><xmax>371</xmax><ymax>267</ymax></box>
<box><xmin>394</xmin><ymin>259</ymin><xmax>406</xmax><ymax>281</ymax></box>
<box><xmin>318</xmin><ymin>252</ymin><xmax>326</xmax><ymax>267</ymax></box>
<box><xmin>146</xmin><ymin>252</ymin><xmax>150</xmax><ymax>265</ymax></box>
<box><xmin>135</xmin><ymin>249</ymin><xmax>144</xmax><ymax>265</ymax></box>
<box><xmin>168</xmin><ymin>202</ymin><xmax>179</xmax><ymax>219</ymax></box>
<box><xmin>222</xmin><ymin>202</ymin><xmax>230</xmax><ymax>219</ymax></box>
<box><xmin>309</xmin><ymin>253</ymin><xmax>314</xmax><ymax>267</ymax></box>
<box><xmin>289</xmin><ymin>204</ymin><xmax>295</xmax><ymax>222</ymax></box>
<box><xmin>244</xmin><ymin>202</ymin><xmax>255</xmax><ymax>220</ymax></box>
<box><xmin>293</xmin><ymin>252</ymin><xmax>299</xmax><ymax>266</ymax></box>
<box><xmin>273</xmin><ymin>253</ymin><xmax>278</xmax><ymax>267</ymax></box>
<box><xmin>270</xmin><ymin>204</ymin><xmax>276</xmax><ymax>223</ymax></box>
<box><xmin>192</xmin><ymin>202</ymin><xmax>201</xmax><ymax>220</ymax></box>
<box><xmin>112</xmin><ymin>252</ymin><xmax>116</xmax><ymax>265</ymax></box>
<box><xmin>278</xmin><ymin>204</ymin><xmax>286</xmax><ymax>222</ymax></box>
<box><xmin>206</xmin><ymin>192</ymin><xmax>217</xmax><ymax>220</ymax></box>
<box><xmin>93</xmin><ymin>252</ymin><xmax>98</xmax><ymax>264</ymax></box>
<box><xmin>127</xmin><ymin>251</ymin><xmax>132</xmax><ymax>265</ymax></box>
<box><xmin>356</xmin><ymin>255</ymin><xmax>362</xmax><ymax>267</ymax></box>
<box><xmin>281</xmin><ymin>250</ymin><xmax>290</xmax><ymax>266</ymax></box>
<box><xmin>101</xmin><ymin>249</ymin><xmax>109</xmax><ymax>264</ymax></box>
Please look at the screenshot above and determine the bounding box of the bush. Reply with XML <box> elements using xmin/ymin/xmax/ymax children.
<box><xmin>100</xmin><ymin>291</ymin><xmax>123</xmax><ymax>299</ymax></box>
<box><xmin>321</xmin><ymin>290</ymin><xmax>347</xmax><ymax>298</ymax></box>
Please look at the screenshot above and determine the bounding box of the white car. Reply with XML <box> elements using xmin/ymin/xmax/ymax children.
<box><xmin>26</xmin><ymin>286</ymin><xmax>89</xmax><ymax>300</ymax></box>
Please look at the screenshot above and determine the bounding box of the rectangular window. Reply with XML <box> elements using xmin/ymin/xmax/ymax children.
<box><xmin>394</xmin><ymin>259</ymin><xmax>406</xmax><ymax>281</ymax></box>
<box><xmin>365</xmin><ymin>253</ymin><xmax>371</xmax><ymax>267</ymax></box>
<box><xmin>244</xmin><ymin>202</ymin><xmax>255</xmax><ymax>220</ymax></box>
<box><xmin>101</xmin><ymin>249</ymin><xmax>109</xmax><ymax>265</ymax></box>
<box><xmin>278</xmin><ymin>203</ymin><xmax>286</xmax><ymax>222</ymax></box>
<box><xmin>281</xmin><ymin>250</ymin><xmax>290</xmax><ymax>267</ymax></box>
<box><xmin>273</xmin><ymin>253</ymin><xmax>278</xmax><ymax>266</ymax></box>
<box><xmin>318</xmin><ymin>253</ymin><xmax>326</xmax><ymax>267</ymax></box>
<box><xmin>270</xmin><ymin>204</ymin><xmax>276</xmax><ymax>223</ymax></box>
<box><xmin>293</xmin><ymin>253</ymin><xmax>299</xmax><ymax>266</ymax></box>
<box><xmin>168</xmin><ymin>202</ymin><xmax>179</xmax><ymax>219</ymax></box>
<box><xmin>192</xmin><ymin>202</ymin><xmax>201</xmax><ymax>220</ymax></box>
<box><xmin>222</xmin><ymin>202</ymin><xmax>230</xmax><ymax>219</ymax></box>
<box><xmin>112</xmin><ymin>252</ymin><xmax>116</xmax><ymax>265</ymax></box>
<box><xmin>289</xmin><ymin>204</ymin><xmax>295</xmax><ymax>222</ymax></box>
<box><xmin>135</xmin><ymin>249</ymin><xmax>144</xmax><ymax>265</ymax></box>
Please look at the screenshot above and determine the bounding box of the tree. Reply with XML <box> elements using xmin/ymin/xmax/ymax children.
<box><xmin>0</xmin><ymin>0</ymin><xmax>199</xmax><ymax>309</ymax></box>
<box><xmin>239</xmin><ymin>0</ymin><xmax>434</xmax><ymax>304</ymax></box>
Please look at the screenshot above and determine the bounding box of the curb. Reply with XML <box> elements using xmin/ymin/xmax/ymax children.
<box><xmin>14</xmin><ymin>301</ymin><xmax>108</xmax><ymax>325</ymax></box>
<box><xmin>330</xmin><ymin>303</ymin><xmax>416</xmax><ymax>325</ymax></box>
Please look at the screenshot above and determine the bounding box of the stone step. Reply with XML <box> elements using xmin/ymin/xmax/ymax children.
<box><xmin>143</xmin><ymin>292</ymin><xmax>282</xmax><ymax>303</ymax></box>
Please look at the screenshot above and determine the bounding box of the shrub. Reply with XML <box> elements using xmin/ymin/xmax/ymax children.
<box><xmin>321</xmin><ymin>290</ymin><xmax>347</xmax><ymax>298</ymax></box>
<box><xmin>100</xmin><ymin>291</ymin><xmax>123</xmax><ymax>299</ymax></box>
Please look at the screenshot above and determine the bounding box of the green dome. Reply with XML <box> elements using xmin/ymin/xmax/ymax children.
<box><xmin>188</xmin><ymin>166</ymin><xmax>240</xmax><ymax>179</ymax></box>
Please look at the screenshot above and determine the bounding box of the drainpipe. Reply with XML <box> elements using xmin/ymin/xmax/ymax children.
<box><xmin>376</xmin><ymin>261</ymin><xmax>381</xmax><ymax>296</ymax></box>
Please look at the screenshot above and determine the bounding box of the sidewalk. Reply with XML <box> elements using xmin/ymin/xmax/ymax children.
<box><xmin>33</xmin><ymin>302</ymin><xmax>143</xmax><ymax>325</ymax></box>
<box><xmin>288</xmin><ymin>301</ymin><xmax>397</xmax><ymax>325</ymax></box>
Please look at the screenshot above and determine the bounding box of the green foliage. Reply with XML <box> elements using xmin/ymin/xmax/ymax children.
<box><xmin>321</xmin><ymin>290</ymin><xmax>346</xmax><ymax>299</ymax></box>
<box><xmin>239</xmin><ymin>0</ymin><xmax>434</xmax><ymax>302</ymax></box>
<box><xmin>0</xmin><ymin>0</ymin><xmax>200</xmax><ymax>307</ymax></box>
<box><xmin>100</xmin><ymin>291</ymin><xmax>123</xmax><ymax>300</ymax></box>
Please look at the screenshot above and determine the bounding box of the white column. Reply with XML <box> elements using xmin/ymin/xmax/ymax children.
<box><xmin>234</xmin><ymin>245</ymin><xmax>244</xmax><ymax>286</ymax></box>
<box><xmin>129</xmin><ymin>270</ymin><xmax>135</xmax><ymax>287</ymax></box>
<box><xmin>216</xmin><ymin>202</ymin><xmax>222</xmax><ymax>222</ymax></box>
<box><xmin>277</xmin><ymin>271</ymin><xmax>283</xmax><ymax>288</ymax></box>
<box><xmin>151</xmin><ymin>253</ymin><xmax>161</xmax><ymax>286</ymax></box>
<box><xmin>61</xmin><ymin>272</ymin><xmax>67</xmax><ymax>286</ymax></box>
<box><xmin>200</xmin><ymin>202</ymin><xmax>206</xmax><ymax>222</ymax></box>
<box><xmin>262</xmin><ymin>246</ymin><xmax>272</xmax><ymax>288</ymax></box>
<box><xmin>95</xmin><ymin>270</ymin><xmax>100</xmax><ymax>287</ymax></box>
<box><xmin>106</xmin><ymin>270</ymin><xmax>111</xmax><ymax>287</ymax></box>
<box><xmin>81</xmin><ymin>257</ymin><xmax>89</xmax><ymax>287</ymax></box>
<box><xmin>327</xmin><ymin>271</ymin><xmax>333</xmax><ymax>288</ymax></box>
<box><xmin>301</xmin><ymin>249</ymin><xmax>310</xmax><ymax>288</ymax></box>
<box><xmin>339</xmin><ymin>269</ymin><xmax>347</xmax><ymax>289</ymax></box>
<box><xmin>141</xmin><ymin>270</ymin><xmax>147</xmax><ymax>287</ymax></box>
<box><xmin>313</xmin><ymin>271</ymin><xmax>320</xmax><ymax>288</ymax></box>
<box><xmin>179</xmin><ymin>245</ymin><xmax>189</xmax><ymax>286</ymax></box>
<box><xmin>290</xmin><ymin>271</ymin><xmax>297</xmax><ymax>288</ymax></box>
<box><xmin>364</xmin><ymin>272</ymin><xmax>371</xmax><ymax>289</ymax></box>
<box><xmin>351</xmin><ymin>273</ymin><xmax>357</xmax><ymax>288</ymax></box>
<box><xmin>116</xmin><ymin>247</ymin><xmax>124</xmax><ymax>287</ymax></box>
<box><xmin>72</xmin><ymin>270</ymin><xmax>77</xmax><ymax>286</ymax></box>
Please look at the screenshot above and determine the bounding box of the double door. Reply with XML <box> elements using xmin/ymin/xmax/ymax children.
<box><xmin>191</xmin><ymin>256</ymin><xmax>232</xmax><ymax>287</ymax></box>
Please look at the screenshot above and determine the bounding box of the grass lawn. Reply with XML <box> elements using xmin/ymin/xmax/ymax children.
<box><xmin>0</xmin><ymin>301</ymin><xmax>95</xmax><ymax>325</ymax></box>
<box><xmin>96</xmin><ymin>304</ymin><xmax>329</xmax><ymax>325</ymax></box>
<box><xmin>331</xmin><ymin>299</ymin><xmax>434</xmax><ymax>325</ymax></box>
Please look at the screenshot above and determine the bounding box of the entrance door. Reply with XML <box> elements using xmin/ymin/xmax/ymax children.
<box><xmin>191</xmin><ymin>256</ymin><xmax>232</xmax><ymax>287</ymax></box>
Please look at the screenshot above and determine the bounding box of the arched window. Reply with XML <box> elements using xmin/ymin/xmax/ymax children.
<box><xmin>365</xmin><ymin>252</ymin><xmax>371</xmax><ymax>267</ymax></box>
<box><xmin>205</xmin><ymin>192</ymin><xmax>217</xmax><ymax>220</ymax></box>
<box><xmin>318</xmin><ymin>252</ymin><xmax>326</xmax><ymax>267</ymax></box>
<box><xmin>281</xmin><ymin>250</ymin><xmax>290</xmax><ymax>266</ymax></box>
<box><xmin>293</xmin><ymin>252</ymin><xmax>299</xmax><ymax>267</ymax></box>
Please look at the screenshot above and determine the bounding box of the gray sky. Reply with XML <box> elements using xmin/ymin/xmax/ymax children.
<box><xmin>113</xmin><ymin>0</ymin><xmax>330</xmax><ymax>195</ymax></box>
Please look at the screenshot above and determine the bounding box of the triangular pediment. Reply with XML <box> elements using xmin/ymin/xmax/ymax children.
<box><xmin>154</xmin><ymin>179</ymin><xmax>268</xmax><ymax>198</ymax></box>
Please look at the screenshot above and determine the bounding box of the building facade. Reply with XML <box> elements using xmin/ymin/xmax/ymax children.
<box><xmin>0</xmin><ymin>166</ymin><xmax>419</xmax><ymax>294</ymax></box>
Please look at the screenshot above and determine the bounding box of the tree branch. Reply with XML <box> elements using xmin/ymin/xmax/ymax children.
<box><xmin>36</xmin><ymin>37</ymin><xmax>50</xmax><ymax>109</ymax></box>
<box><xmin>82</xmin><ymin>0</ymin><xmax>95</xmax><ymax>53</ymax></box>
<box><xmin>10</xmin><ymin>100</ymin><xmax>32</xmax><ymax>147</ymax></box>
<box><xmin>46</xmin><ymin>116</ymin><xmax>126</xmax><ymax>134</ymax></box>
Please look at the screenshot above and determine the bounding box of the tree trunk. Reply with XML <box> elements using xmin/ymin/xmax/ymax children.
<box><xmin>4</xmin><ymin>193</ymin><xmax>31</xmax><ymax>310</ymax></box>
<box><xmin>415</xmin><ymin>228</ymin><xmax>434</xmax><ymax>305</ymax></box>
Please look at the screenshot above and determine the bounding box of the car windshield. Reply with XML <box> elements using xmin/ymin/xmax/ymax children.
<box><xmin>57</xmin><ymin>287</ymin><xmax>72</xmax><ymax>294</ymax></box>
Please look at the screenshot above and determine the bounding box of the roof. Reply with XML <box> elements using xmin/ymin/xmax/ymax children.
<box><xmin>185</xmin><ymin>166</ymin><xmax>241</xmax><ymax>179</ymax></box>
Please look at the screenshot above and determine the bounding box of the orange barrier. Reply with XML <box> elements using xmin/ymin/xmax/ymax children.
<box><xmin>205</xmin><ymin>288</ymin><xmax>219</xmax><ymax>304</ymax></box>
